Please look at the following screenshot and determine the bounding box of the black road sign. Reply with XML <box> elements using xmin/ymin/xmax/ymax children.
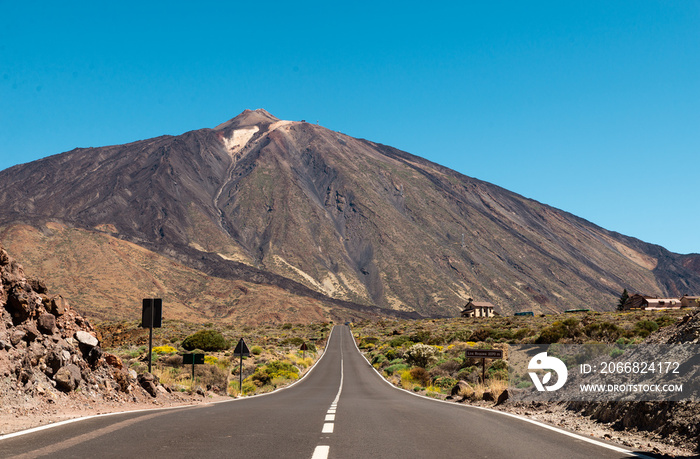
<box><xmin>141</xmin><ymin>298</ymin><xmax>162</xmax><ymax>328</ymax></box>
<box><xmin>234</xmin><ymin>338</ymin><xmax>250</xmax><ymax>357</ymax></box>
<box><xmin>300</xmin><ymin>342</ymin><xmax>308</xmax><ymax>351</ymax></box>
<box><xmin>465</xmin><ymin>349</ymin><xmax>503</xmax><ymax>359</ymax></box>
<box><xmin>183</xmin><ymin>353</ymin><xmax>205</xmax><ymax>365</ymax></box>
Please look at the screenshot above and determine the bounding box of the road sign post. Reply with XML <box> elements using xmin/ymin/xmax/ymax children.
<box><xmin>300</xmin><ymin>342</ymin><xmax>308</xmax><ymax>359</ymax></box>
<box><xmin>183</xmin><ymin>353</ymin><xmax>205</xmax><ymax>386</ymax></box>
<box><xmin>233</xmin><ymin>338</ymin><xmax>250</xmax><ymax>395</ymax></box>
<box><xmin>141</xmin><ymin>298</ymin><xmax>163</xmax><ymax>373</ymax></box>
<box><xmin>465</xmin><ymin>349</ymin><xmax>503</xmax><ymax>384</ymax></box>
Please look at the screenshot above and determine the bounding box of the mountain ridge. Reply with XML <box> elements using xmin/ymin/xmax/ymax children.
<box><xmin>1</xmin><ymin>110</ymin><xmax>698</xmax><ymax>321</ymax></box>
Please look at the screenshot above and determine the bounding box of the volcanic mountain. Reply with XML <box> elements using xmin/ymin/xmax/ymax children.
<box><xmin>0</xmin><ymin>109</ymin><xmax>698</xmax><ymax>321</ymax></box>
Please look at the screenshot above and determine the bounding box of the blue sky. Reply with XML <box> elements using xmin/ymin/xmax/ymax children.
<box><xmin>1</xmin><ymin>1</ymin><xmax>698</xmax><ymax>254</ymax></box>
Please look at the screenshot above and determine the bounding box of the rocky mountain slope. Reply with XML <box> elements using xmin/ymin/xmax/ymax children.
<box><xmin>0</xmin><ymin>241</ymin><xmax>183</xmax><ymax>434</ymax></box>
<box><xmin>1</xmin><ymin>109</ymin><xmax>698</xmax><ymax>320</ymax></box>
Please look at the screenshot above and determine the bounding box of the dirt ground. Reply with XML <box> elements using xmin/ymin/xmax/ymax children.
<box><xmin>462</xmin><ymin>398</ymin><xmax>696</xmax><ymax>458</ymax></box>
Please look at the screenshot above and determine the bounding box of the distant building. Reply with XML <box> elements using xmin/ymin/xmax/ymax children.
<box><xmin>680</xmin><ymin>295</ymin><xmax>700</xmax><ymax>308</ymax></box>
<box><xmin>623</xmin><ymin>294</ymin><xmax>682</xmax><ymax>310</ymax></box>
<box><xmin>461</xmin><ymin>298</ymin><xmax>497</xmax><ymax>318</ymax></box>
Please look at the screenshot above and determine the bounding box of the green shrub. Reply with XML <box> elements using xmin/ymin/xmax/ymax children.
<box><xmin>446</xmin><ymin>330</ymin><xmax>472</xmax><ymax>342</ymax></box>
<box><xmin>487</xmin><ymin>359</ymin><xmax>508</xmax><ymax>380</ymax></box>
<box><xmin>385</xmin><ymin>349</ymin><xmax>399</xmax><ymax>361</ymax></box>
<box><xmin>251</xmin><ymin>345</ymin><xmax>263</xmax><ymax>355</ymax></box>
<box><xmin>584</xmin><ymin>322</ymin><xmax>622</xmax><ymax>342</ymax></box>
<box><xmin>535</xmin><ymin>326</ymin><xmax>563</xmax><ymax>344</ymax></box>
<box><xmin>250</xmin><ymin>368</ymin><xmax>272</xmax><ymax>387</ymax></box>
<box><xmin>182</xmin><ymin>329</ymin><xmax>229</xmax><ymax>352</ymax></box>
<box><xmin>433</xmin><ymin>376</ymin><xmax>457</xmax><ymax>389</ymax></box>
<box><xmin>469</xmin><ymin>328</ymin><xmax>492</xmax><ymax>342</ymax></box>
<box><xmin>654</xmin><ymin>315</ymin><xmax>675</xmax><ymax>328</ymax></box>
<box><xmin>633</xmin><ymin>320</ymin><xmax>659</xmax><ymax>338</ymax></box>
<box><xmin>384</xmin><ymin>363</ymin><xmax>410</xmax><ymax>375</ymax></box>
<box><xmin>513</xmin><ymin>328</ymin><xmax>533</xmax><ymax>340</ymax></box>
<box><xmin>389</xmin><ymin>335</ymin><xmax>411</xmax><ymax>348</ymax></box>
<box><xmin>409</xmin><ymin>330</ymin><xmax>432</xmax><ymax>344</ymax></box>
<box><xmin>359</xmin><ymin>337</ymin><xmax>379</xmax><ymax>349</ymax></box>
<box><xmin>281</xmin><ymin>337</ymin><xmax>305</xmax><ymax>347</ymax></box>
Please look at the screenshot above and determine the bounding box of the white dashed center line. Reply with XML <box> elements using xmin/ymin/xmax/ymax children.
<box><xmin>311</xmin><ymin>331</ymin><xmax>345</xmax><ymax>459</ymax></box>
<box><xmin>311</xmin><ymin>445</ymin><xmax>330</xmax><ymax>459</ymax></box>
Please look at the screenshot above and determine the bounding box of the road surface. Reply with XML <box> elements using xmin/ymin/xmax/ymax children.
<box><xmin>0</xmin><ymin>325</ymin><xmax>644</xmax><ymax>458</ymax></box>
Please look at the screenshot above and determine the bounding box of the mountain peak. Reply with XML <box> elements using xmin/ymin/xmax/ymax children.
<box><xmin>214</xmin><ymin>109</ymin><xmax>281</xmax><ymax>131</ymax></box>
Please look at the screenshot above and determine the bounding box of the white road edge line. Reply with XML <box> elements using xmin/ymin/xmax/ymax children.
<box><xmin>0</xmin><ymin>327</ymin><xmax>339</xmax><ymax>442</ymax></box>
<box><xmin>348</xmin><ymin>327</ymin><xmax>654</xmax><ymax>459</ymax></box>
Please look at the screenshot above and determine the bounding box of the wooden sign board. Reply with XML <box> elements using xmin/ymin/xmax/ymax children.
<box><xmin>465</xmin><ymin>349</ymin><xmax>503</xmax><ymax>359</ymax></box>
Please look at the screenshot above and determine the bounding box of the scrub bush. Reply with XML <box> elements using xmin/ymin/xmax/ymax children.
<box><xmin>182</xmin><ymin>329</ymin><xmax>229</xmax><ymax>352</ymax></box>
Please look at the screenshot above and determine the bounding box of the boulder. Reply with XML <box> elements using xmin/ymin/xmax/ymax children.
<box><xmin>49</xmin><ymin>296</ymin><xmax>70</xmax><ymax>316</ymax></box>
<box><xmin>138</xmin><ymin>372</ymin><xmax>158</xmax><ymax>397</ymax></box>
<box><xmin>44</xmin><ymin>348</ymin><xmax>65</xmax><ymax>376</ymax></box>
<box><xmin>54</xmin><ymin>364</ymin><xmax>81</xmax><ymax>392</ymax></box>
<box><xmin>6</xmin><ymin>291</ymin><xmax>31</xmax><ymax>322</ymax></box>
<box><xmin>38</xmin><ymin>313</ymin><xmax>56</xmax><ymax>334</ymax></box>
<box><xmin>10</xmin><ymin>330</ymin><xmax>26</xmax><ymax>346</ymax></box>
<box><xmin>75</xmin><ymin>331</ymin><xmax>98</xmax><ymax>347</ymax></box>
<box><xmin>104</xmin><ymin>353</ymin><xmax>123</xmax><ymax>369</ymax></box>
<box><xmin>482</xmin><ymin>391</ymin><xmax>495</xmax><ymax>402</ymax></box>
<box><xmin>87</xmin><ymin>346</ymin><xmax>102</xmax><ymax>366</ymax></box>
<box><xmin>23</xmin><ymin>323</ymin><xmax>41</xmax><ymax>342</ymax></box>
<box><xmin>450</xmin><ymin>380</ymin><xmax>471</xmax><ymax>397</ymax></box>
<box><xmin>27</xmin><ymin>277</ymin><xmax>48</xmax><ymax>294</ymax></box>
<box><xmin>495</xmin><ymin>389</ymin><xmax>509</xmax><ymax>406</ymax></box>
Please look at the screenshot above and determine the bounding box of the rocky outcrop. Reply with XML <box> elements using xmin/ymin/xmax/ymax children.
<box><xmin>0</xmin><ymin>242</ymin><xmax>165</xmax><ymax>402</ymax></box>
<box><xmin>567</xmin><ymin>309</ymin><xmax>700</xmax><ymax>451</ymax></box>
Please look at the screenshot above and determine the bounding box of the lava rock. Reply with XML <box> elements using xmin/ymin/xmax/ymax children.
<box><xmin>138</xmin><ymin>372</ymin><xmax>158</xmax><ymax>397</ymax></box>
<box><xmin>37</xmin><ymin>313</ymin><xmax>56</xmax><ymax>334</ymax></box>
<box><xmin>75</xmin><ymin>331</ymin><xmax>98</xmax><ymax>348</ymax></box>
<box><xmin>54</xmin><ymin>364</ymin><xmax>81</xmax><ymax>392</ymax></box>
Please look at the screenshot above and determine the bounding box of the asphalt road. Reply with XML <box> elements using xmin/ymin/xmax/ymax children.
<box><xmin>1</xmin><ymin>325</ymin><xmax>645</xmax><ymax>458</ymax></box>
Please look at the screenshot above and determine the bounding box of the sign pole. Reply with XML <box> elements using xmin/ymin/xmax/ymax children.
<box><xmin>482</xmin><ymin>358</ymin><xmax>485</xmax><ymax>384</ymax></box>
<box><xmin>239</xmin><ymin>353</ymin><xmax>243</xmax><ymax>394</ymax></box>
<box><xmin>147</xmin><ymin>299</ymin><xmax>154</xmax><ymax>373</ymax></box>
<box><xmin>142</xmin><ymin>298</ymin><xmax>162</xmax><ymax>374</ymax></box>
<box><xmin>148</xmin><ymin>325</ymin><xmax>153</xmax><ymax>373</ymax></box>
<box><xmin>233</xmin><ymin>338</ymin><xmax>250</xmax><ymax>396</ymax></box>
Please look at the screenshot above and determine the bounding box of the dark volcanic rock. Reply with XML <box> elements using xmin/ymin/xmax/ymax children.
<box><xmin>0</xmin><ymin>242</ymin><xmax>166</xmax><ymax>405</ymax></box>
<box><xmin>54</xmin><ymin>364</ymin><xmax>81</xmax><ymax>392</ymax></box>
<box><xmin>37</xmin><ymin>313</ymin><xmax>56</xmax><ymax>334</ymax></box>
<box><xmin>138</xmin><ymin>372</ymin><xmax>158</xmax><ymax>397</ymax></box>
